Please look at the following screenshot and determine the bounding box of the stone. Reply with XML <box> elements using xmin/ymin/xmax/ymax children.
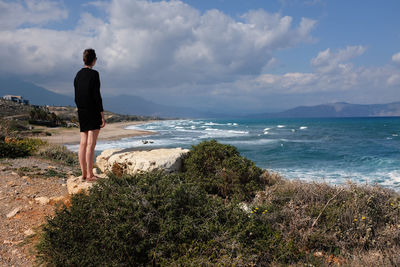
<box><xmin>66</xmin><ymin>176</ymin><xmax>93</xmax><ymax>195</ymax></box>
<box><xmin>7</xmin><ymin>207</ymin><xmax>21</xmax><ymax>218</ymax></box>
<box><xmin>95</xmin><ymin>148</ymin><xmax>123</xmax><ymax>173</ymax></box>
<box><xmin>34</xmin><ymin>197</ymin><xmax>50</xmax><ymax>205</ymax></box>
<box><xmin>96</xmin><ymin>147</ymin><xmax>189</xmax><ymax>176</ymax></box>
<box><xmin>24</xmin><ymin>228</ymin><xmax>35</xmax><ymax>236</ymax></box>
<box><xmin>314</xmin><ymin>251</ymin><xmax>324</xmax><ymax>257</ymax></box>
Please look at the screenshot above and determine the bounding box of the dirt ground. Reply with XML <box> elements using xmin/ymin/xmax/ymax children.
<box><xmin>0</xmin><ymin>156</ymin><xmax>73</xmax><ymax>267</ymax></box>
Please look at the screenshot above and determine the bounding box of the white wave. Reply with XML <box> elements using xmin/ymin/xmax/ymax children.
<box><xmin>392</xmin><ymin>134</ymin><xmax>398</xmax><ymax>137</ymax></box>
<box><xmin>299</xmin><ymin>126</ymin><xmax>307</xmax><ymax>130</ymax></box>
<box><xmin>204</xmin><ymin>122</ymin><xmax>224</xmax><ymax>126</ymax></box>
<box><xmin>191</xmin><ymin>126</ymin><xmax>196</xmax><ymax>129</ymax></box>
<box><xmin>263</xmin><ymin>131</ymin><xmax>269</xmax><ymax>135</ymax></box>
<box><xmin>279</xmin><ymin>138</ymin><xmax>321</xmax><ymax>143</ymax></box>
<box><xmin>199</xmin><ymin>128</ymin><xmax>249</xmax><ymax>138</ymax></box>
<box><xmin>233</xmin><ymin>123</ymin><xmax>238</xmax><ymax>126</ymax></box>
<box><xmin>226</xmin><ymin>138</ymin><xmax>279</xmax><ymax>146</ymax></box>
<box><xmin>277</xmin><ymin>125</ymin><xmax>285</xmax><ymax>128</ymax></box>
<box><xmin>263</xmin><ymin>128</ymin><xmax>270</xmax><ymax>131</ymax></box>
<box><xmin>263</xmin><ymin>168</ymin><xmax>400</xmax><ymax>192</ymax></box>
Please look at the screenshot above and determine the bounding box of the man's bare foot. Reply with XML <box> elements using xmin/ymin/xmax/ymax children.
<box><xmin>86</xmin><ymin>175</ymin><xmax>100</xmax><ymax>182</ymax></box>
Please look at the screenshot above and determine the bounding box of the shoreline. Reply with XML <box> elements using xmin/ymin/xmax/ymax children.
<box><xmin>37</xmin><ymin>121</ymin><xmax>157</xmax><ymax>146</ymax></box>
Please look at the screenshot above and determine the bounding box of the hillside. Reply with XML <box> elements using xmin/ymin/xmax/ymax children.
<box><xmin>250</xmin><ymin>102</ymin><xmax>400</xmax><ymax>118</ymax></box>
<box><xmin>0</xmin><ymin>77</ymin><xmax>200</xmax><ymax>118</ymax></box>
<box><xmin>0</xmin><ymin>99</ymin><xmax>161</xmax><ymax>124</ymax></box>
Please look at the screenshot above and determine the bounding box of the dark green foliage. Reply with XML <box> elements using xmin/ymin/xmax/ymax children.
<box><xmin>29</xmin><ymin>106</ymin><xmax>65</xmax><ymax>127</ymax></box>
<box><xmin>35</xmin><ymin>172</ymin><xmax>301</xmax><ymax>266</ymax></box>
<box><xmin>0</xmin><ymin>141</ymin><xmax>30</xmax><ymax>158</ymax></box>
<box><xmin>184</xmin><ymin>139</ymin><xmax>264</xmax><ymax>201</ymax></box>
<box><xmin>0</xmin><ymin>137</ymin><xmax>45</xmax><ymax>158</ymax></box>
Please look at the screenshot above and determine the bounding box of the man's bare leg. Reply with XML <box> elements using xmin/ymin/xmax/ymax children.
<box><xmin>79</xmin><ymin>131</ymin><xmax>88</xmax><ymax>179</ymax></box>
<box><xmin>86</xmin><ymin>129</ymin><xmax>100</xmax><ymax>180</ymax></box>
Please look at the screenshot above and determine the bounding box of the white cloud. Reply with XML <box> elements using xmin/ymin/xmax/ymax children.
<box><xmin>392</xmin><ymin>52</ymin><xmax>400</xmax><ymax>64</ymax></box>
<box><xmin>0</xmin><ymin>0</ymin><xmax>398</xmax><ymax>112</ymax></box>
<box><xmin>387</xmin><ymin>74</ymin><xmax>400</xmax><ymax>86</ymax></box>
<box><xmin>0</xmin><ymin>0</ymin><xmax>67</xmax><ymax>30</ymax></box>
<box><xmin>0</xmin><ymin>0</ymin><xmax>316</xmax><ymax>88</ymax></box>
<box><xmin>310</xmin><ymin>45</ymin><xmax>366</xmax><ymax>73</ymax></box>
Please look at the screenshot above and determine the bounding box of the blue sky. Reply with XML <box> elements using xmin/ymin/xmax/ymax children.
<box><xmin>0</xmin><ymin>0</ymin><xmax>399</xmax><ymax>113</ymax></box>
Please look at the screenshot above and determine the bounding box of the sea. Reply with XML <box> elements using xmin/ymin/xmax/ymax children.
<box><xmin>66</xmin><ymin>117</ymin><xmax>400</xmax><ymax>191</ymax></box>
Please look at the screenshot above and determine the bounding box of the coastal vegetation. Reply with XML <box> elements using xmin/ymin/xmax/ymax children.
<box><xmin>34</xmin><ymin>140</ymin><xmax>400</xmax><ymax>266</ymax></box>
<box><xmin>0</xmin><ymin>98</ymin><xmax>162</xmax><ymax>134</ymax></box>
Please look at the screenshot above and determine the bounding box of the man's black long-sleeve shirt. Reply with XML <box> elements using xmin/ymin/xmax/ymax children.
<box><xmin>74</xmin><ymin>68</ymin><xmax>104</xmax><ymax>113</ymax></box>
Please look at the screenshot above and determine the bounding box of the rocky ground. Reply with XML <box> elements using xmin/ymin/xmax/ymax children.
<box><xmin>0</xmin><ymin>156</ymin><xmax>74</xmax><ymax>267</ymax></box>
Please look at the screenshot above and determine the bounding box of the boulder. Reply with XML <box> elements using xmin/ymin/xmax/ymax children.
<box><xmin>96</xmin><ymin>147</ymin><xmax>189</xmax><ymax>176</ymax></box>
<box><xmin>66</xmin><ymin>169</ymin><xmax>108</xmax><ymax>195</ymax></box>
<box><xmin>66</xmin><ymin>176</ymin><xmax>92</xmax><ymax>195</ymax></box>
<box><xmin>6</xmin><ymin>207</ymin><xmax>21</xmax><ymax>218</ymax></box>
<box><xmin>34</xmin><ymin>196</ymin><xmax>50</xmax><ymax>205</ymax></box>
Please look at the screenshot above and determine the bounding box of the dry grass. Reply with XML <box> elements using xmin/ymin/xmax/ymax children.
<box><xmin>253</xmin><ymin>171</ymin><xmax>400</xmax><ymax>265</ymax></box>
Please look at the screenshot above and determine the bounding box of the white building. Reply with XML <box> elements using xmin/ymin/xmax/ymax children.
<box><xmin>2</xmin><ymin>95</ymin><xmax>29</xmax><ymax>105</ymax></box>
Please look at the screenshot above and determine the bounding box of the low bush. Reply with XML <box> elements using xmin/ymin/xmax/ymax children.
<box><xmin>183</xmin><ymin>139</ymin><xmax>264</xmax><ymax>201</ymax></box>
<box><xmin>36</xmin><ymin>143</ymin><xmax>79</xmax><ymax>166</ymax></box>
<box><xmin>252</xmin><ymin>178</ymin><xmax>400</xmax><ymax>262</ymax></box>
<box><xmin>0</xmin><ymin>137</ymin><xmax>45</xmax><ymax>158</ymax></box>
<box><xmin>35</xmin><ymin>171</ymin><xmax>304</xmax><ymax>266</ymax></box>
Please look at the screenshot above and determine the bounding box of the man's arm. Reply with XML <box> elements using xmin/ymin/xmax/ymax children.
<box><xmin>93</xmin><ymin>71</ymin><xmax>104</xmax><ymax>113</ymax></box>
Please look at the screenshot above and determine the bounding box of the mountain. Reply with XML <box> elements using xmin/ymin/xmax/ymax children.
<box><xmin>0</xmin><ymin>77</ymin><xmax>204</xmax><ymax>118</ymax></box>
<box><xmin>250</xmin><ymin>102</ymin><xmax>400</xmax><ymax>118</ymax></box>
<box><xmin>3</xmin><ymin>78</ymin><xmax>399</xmax><ymax>118</ymax></box>
<box><xmin>0</xmin><ymin>77</ymin><xmax>74</xmax><ymax>106</ymax></box>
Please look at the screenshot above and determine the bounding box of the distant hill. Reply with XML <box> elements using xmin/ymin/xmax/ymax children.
<box><xmin>3</xmin><ymin>78</ymin><xmax>400</xmax><ymax>118</ymax></box>
<box><xmin>0</xmin><ymin>77</ymin><xmax>74</xmax><ymax>106</ymax></box>
<box><xmin>250</xmin><ymin>102</ymin><xmax>400</xmax><ymax>118</ymax></box>
<box><xmin>0</xmin><ymin>77</ymin><xmax>202</xmax><ymax>118</ymax></box>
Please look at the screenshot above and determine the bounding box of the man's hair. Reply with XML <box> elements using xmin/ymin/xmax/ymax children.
<box><xmin>83</xmin><ymin>48</ymin><xmax>97</xmax><ymax>66</ymax></box>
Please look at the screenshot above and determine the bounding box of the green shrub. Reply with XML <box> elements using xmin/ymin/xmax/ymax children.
<box><xmin>183</xmin><ymin>140</ymin><xmax>264</xmax><ymax>201</ymax></box>
<box><xmin>0</xmin><ymin>137</ymin><xmax>45</xmax><ymax>158</ymax></box>
<box><xmin>37</xmin><ymin>143</ymin><xmax>79</xmax><ymax>166</ymax></box>
<box><xmin>35</xmin><ymin>171</ymin><xmax>301</xmax><ymax>266</ymax></box>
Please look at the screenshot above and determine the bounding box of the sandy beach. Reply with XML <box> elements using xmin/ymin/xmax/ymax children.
<box><xmin>37</xmin><ymin>121</ymin><xmax>156</xmax><ymax>145</ymax></box>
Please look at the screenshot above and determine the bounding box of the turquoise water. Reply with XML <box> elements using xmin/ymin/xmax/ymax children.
<box><xmin>67</xmin><ymin>117</ymin><xmax>400</xmax><ymax>190</ymax></box>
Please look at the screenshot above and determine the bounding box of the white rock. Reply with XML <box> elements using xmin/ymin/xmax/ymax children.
<box><xmin>50</xmin><ymin>195</ymin><xmax>65</xmax><ymax>202</ymax></box>
<box><xmin>96</xmin><ymin>147</ymin><xmax>189</xmax><ymax>176</ymax></box>
<box><xmin>34</xmin><ymin>197</ymin><xmax>50</xmax><ymax>205</ymax></box>
<box><xmin>66</xmin><ymin>176</ymin><xmax>93</xmax><ymax>195</ymax></box>
<box><xmin>6</xmin><ymin>207</ymin><xmax>21</xmax><ymax>218</ymax></box>
<box><xmin>96</xmin><ymin>148</ymin><xmax>123</xmax><ymax>173</ymax></box>
<box><xmin>24</xmin><ymin>228</ymin><xmax>35</xmax><ymax>236</ymax></box>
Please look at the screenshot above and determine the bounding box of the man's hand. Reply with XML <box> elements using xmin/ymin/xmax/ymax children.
<box><xmin>100</xmin><ymin>112</ymin><xmax>106</xmax><ymax>128</ymax></box>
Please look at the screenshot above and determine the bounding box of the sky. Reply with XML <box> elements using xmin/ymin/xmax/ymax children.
<box><xmin>0</xmin><ymin>0</ymin><xmax>399</xmax><ymax>113</ymax></box>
